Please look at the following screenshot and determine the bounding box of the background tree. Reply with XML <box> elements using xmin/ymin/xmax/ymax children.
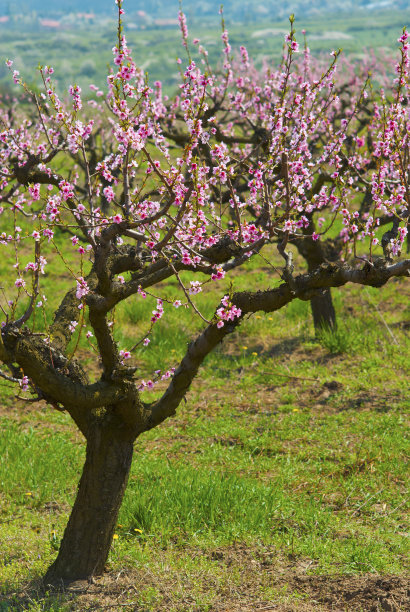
<box><xmin>0</xmin><ymin>0</ymin><xmax>408</xmax><ymax>585</ymax></box>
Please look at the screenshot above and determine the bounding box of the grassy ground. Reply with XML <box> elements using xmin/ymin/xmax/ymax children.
<box><xmin>0</xmin><ymin>259</ymin><xmax>408</xmax><ymax>609</ymax></box>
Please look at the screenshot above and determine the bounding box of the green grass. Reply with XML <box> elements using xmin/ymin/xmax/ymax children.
<box><xmin>0</xmin><ymin>268</ymin><xmax>408</xmax><ymax>609</ymax></box>
<box><xmin>0</xmin><ymin>389</ymin><xmax>408</xmax><ymax>577</ymax></box>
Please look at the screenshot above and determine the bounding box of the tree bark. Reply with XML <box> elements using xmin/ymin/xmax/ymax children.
<box><xmin>44</xmin><ymin>424</ymin><xmax>134</xmax><ymax>586</ymax></box>
<box><xmin>293</xmin><ymin>236</ymin><xmax>339</xmax><ymax>332</ymax></box>
<box><xmin>310</xmin><ymin>288</ymin><xmax>336</xmax><ymax>331</ymax></box>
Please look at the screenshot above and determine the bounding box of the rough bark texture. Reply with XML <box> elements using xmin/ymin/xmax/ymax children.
<box><xmin>293</xmin><ymin>235</ymin><xmax>340</xmax><ymax>331</ymax></box>
<box><xmin>310</xmin><ymin>288</ymin><xmax>337</xmax><ymax>331</ymax></box>
<box><xmin>44</xmin><ymin>423</ymin><xmax>134</xmax><ymax>585</ymax></box>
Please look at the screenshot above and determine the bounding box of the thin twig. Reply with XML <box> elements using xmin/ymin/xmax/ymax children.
<box><xmin>168</xmin><ymin>261</ymin><xmax>211</xmax><ymax>324</ymax></box>
<box><xmin>383</xmin><ymin>498</ymin><xmax>408</xmax><ymax>517</ymax></box>
<box><xmin>14</xmin><ymin>240</ymin><xmax>41</xmax><ymax>329</ymax></box>
<box><xmin>0</xmin><ymin>368</ymin><xmax>20</xmax><ymax>383</ymax></box>
<box><xmin>351</xmin><ymin>488</ymin><xmax>385</xmax><ymax>516</ymax></box>
<box><xmin>33</xmin><ymin>93</ymin><xmax>54</xmax><ymax>150</ymax></box>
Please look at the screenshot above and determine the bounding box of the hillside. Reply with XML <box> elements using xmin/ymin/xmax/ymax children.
<box><xmin>0</xmin><ymin>0</ymin><xmax>408</xmax><ymax>22</ymax></box>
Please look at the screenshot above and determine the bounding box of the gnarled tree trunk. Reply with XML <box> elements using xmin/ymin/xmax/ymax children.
<box><xmin>44</xmin><ymin>423</ymin><xmax>134</xmax><ymax>586</ymax></box>
<box><xmin>309</xmin><ymin>288</ymin><xmax>336</xmax><ymax>331</ymax></box>
<box><xmin>294</xmin><ymin>235</ymin><xmax>339</xmax><ymax>332</ymax></box>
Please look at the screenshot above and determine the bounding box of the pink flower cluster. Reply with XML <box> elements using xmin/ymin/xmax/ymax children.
<box><xmin>0</xmin><ymin>3</ymin><xmax>408</xmax><ymax>397</ymax></box>
<box><xmin>19</xmin><ymin>375</ymin><xmax>29</xmax><ymax>392</ymax></box>
<box><xmin>76</xmin><ymin>277</ymin><xmax>89</xmax><ymax>301</ymax></box>
<box><xmin>216</xmin><ymin>296</ymin><xmax>242</xmax><ymax>329</ymax></box>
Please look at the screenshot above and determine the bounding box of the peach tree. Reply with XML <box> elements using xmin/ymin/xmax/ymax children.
<box><xmin>0</xmin><ymin>1</ymin><xmax>408</xmax><ymax>584</ymax></box>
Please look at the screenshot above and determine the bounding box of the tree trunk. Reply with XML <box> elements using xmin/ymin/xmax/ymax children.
<box><xmin>310</xmin><ymin>288</ymin><xmax>336</xmax><ymax>332</ymax></box>
<box><xmin>293</xmin><ymin>236</ymin><xmax>338</xmax><ymax>333</ymax></box>
<box><xmin>44</xmin><ymin>425</ymin><xmax>134</xmax><ymax>586</ymax></box>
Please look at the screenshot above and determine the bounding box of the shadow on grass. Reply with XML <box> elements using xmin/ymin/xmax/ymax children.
<box><xmin>0</xmin><ymin>577</ymin><xmax>93</xmax><ymax>611</ymax></box>
<box><xmin>265</xmin><ymin>336</ymin><xmax>303</xmax><ymax>358</ymax></box>
<box><xmin>1</xmin><ymin>583</ymin><xmax>60</xmax><ymax>611</ymax></box>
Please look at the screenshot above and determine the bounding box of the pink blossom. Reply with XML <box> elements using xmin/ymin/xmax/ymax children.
<box><xmin>119</xmin><ymin>349</ymin><xmax>131</xmax><ymax>361</ymax></box>
<box><xmin>28</xmin><ymin>184</ymin><xmax>41</xmax><ymax>201</ymax></box>
<box><xmin>189</xmin><ymin>281</ymin><xmax>202</xmax><ymax>295</ymax></box>
<box><xmin>76</xmin><ymin>277</ymin><xmax>89</xmax><ymax>300</ymax></box>
<box><xmin>211</xmin><ymin>267</ymin><xmax>225</xmax><ymax>281</ymax></box>
<box><xmin>216</xmin><ymin>296</ymin><xmax>242</xmax><ymax>327</ymax></box>
<box><xmin>19</xmin><ymin>375</ymin><xmax>29</xmax><ymax>392</ymax></box>
<box><xmin>59</xmin><ymin>180</ymin><xmax>74</xmax><ymax>201</ymax></box>
<box><xmin>69</xmin><ymin>321</ymin><xmax>78</xmax><ymax>334</ymax></box>
<box><xmin>103</xmin><ymin>186</ymin><xmax>115</xmax><ymax>203</ymax></box>
<box><xmin>43</xmin><ymin>228</ymin><xmax>54</xmax><ymax>241</ymax></box>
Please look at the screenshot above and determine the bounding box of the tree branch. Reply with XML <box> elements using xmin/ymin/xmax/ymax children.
<box><xmin>146</xmin><ymin>258</ymin><xmax>409</xmax><ymax>429</ymax></box>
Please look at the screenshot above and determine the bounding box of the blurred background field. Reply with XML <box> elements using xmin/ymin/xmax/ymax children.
<box><xmin>0</xmin><ymin>1</ymin><xmax>409</xmax><ymax>95</ymax></box>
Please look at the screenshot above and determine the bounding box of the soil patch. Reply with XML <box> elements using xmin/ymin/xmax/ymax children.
<box><xmin>5</xmin><ymin>546</ymin><xmax>409</xmax><ymax>611</ymax></box>
<box><xmin>287</xmin><ymin>574</ymin><xmax>409</xmax><ymax>611</ymax></box>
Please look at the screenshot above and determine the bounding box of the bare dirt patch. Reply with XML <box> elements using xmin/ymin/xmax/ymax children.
<box><xmin>287</xmin><ymin>574</ymin><xmax>409</xmax><ymax>611</ymax></box>
<box><xmin>6</xmin><ymin>546</ymin><xmax>408</xmax><ymax>611</ymax></box>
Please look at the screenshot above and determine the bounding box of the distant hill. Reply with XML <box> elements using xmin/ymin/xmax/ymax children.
<box><xmin>1</xmin><ymin>0</ymin><xmax>408</xmax><ymax>22</ymax></box>
<box><xmin>0</xmin><ymin>0</ymin><xmax>408</xmax><ymax>97</ymax></box>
